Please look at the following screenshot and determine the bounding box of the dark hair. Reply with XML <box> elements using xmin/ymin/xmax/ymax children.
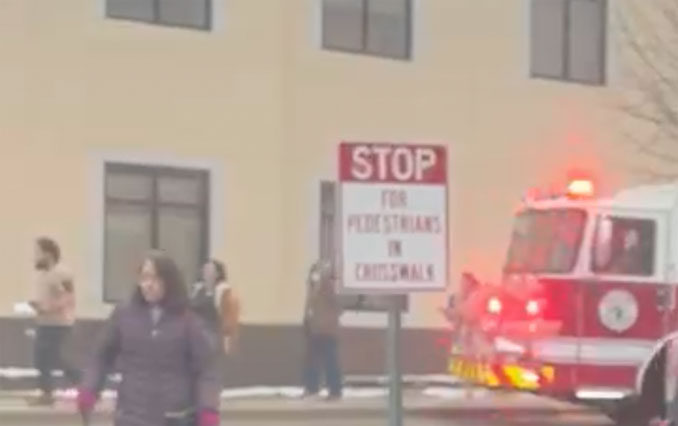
<box><xmin>36</xmin><ymin>237</ymin><xmax>61</xmax><ymax>263</ymax></box>
<box><xmin>133</xmin><ymin>250</ymin><xmax>188</xmax><ymax>313</ymax></box>
<box><xmin>206</xmin><ymin>259</ymin><xmax>227</xmax><ymax>283</ymax></box>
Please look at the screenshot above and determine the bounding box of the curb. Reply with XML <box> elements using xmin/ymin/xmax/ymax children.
<box><xmin>0</xmin><ymin>373</ymin><xmax>461</xmax><ymax>392</ymax></box>
<box><xmin>0</xmin><ymin>391</ymin><xmax>595</xmax><ymax>422</ymax></box>
<box><xmin>222</xmin><ymin>405</ymin><xmax>593</xmax><ymax>421</ymax></box>
<box><xmin>0</xmin><ymin>405</ymin><xmax>594</xmax><ymax>422</ymax></box>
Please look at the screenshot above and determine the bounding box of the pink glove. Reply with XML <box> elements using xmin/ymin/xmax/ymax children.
<box><xmin>77</xmin><ymin>389</ymin><xmax>97</xmax><ymax>414</ymax></box>
<box><xmin>199</xmin><ymin>408</ymin><xmax>220</xmax><ymax>426</ymax></box>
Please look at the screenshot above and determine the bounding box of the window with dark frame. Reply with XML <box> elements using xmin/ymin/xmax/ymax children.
<box><xmin>106</xmin><ymin>0</ymin><xmax>212</xmax><ymax>31</ymax></box>
<box><xmin>104</xmin><ymin>163</ymin><xmax>210</xmax><ymax>303</ymax></box>
<box><xmin>530</xmin><ymin>0</ymin><xmax>607</xmax><ymax>85</ymax></box>
<box><xmin>592</xmin><ymin>217</ymin><xmax>656</xmax><ymax>277</ymax></box>
<box><xmin>322</xmin><ymin>0</ymin><xmax>413</xmax><ymax>60</ymax></box>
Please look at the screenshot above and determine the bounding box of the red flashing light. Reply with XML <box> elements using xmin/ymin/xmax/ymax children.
<box><xmin>487</xmin><ymin>297</ymin><xmax>502</xmax><ymax>314</ymax></box>
<box><xmin>526</xmin><ymin>299</ymin><xmax>540</xmax><ymax>316</ymax></box>
<box><xmin>435</xmin><ymin>335</ymin><xmax>451</xmax><ymax>349</ymax></box>
<box><xmin>567</xmin><ymin>179</ymin><xmax>594</xmax><ymax>198</ymax></box>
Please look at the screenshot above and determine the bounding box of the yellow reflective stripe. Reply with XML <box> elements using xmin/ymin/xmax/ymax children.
<box><xmin>541</xmin><ymin>366</ymin><xmax>555</xmax><ymax>383</ymax></box>
<box><xmin>502</xmin><ymin>365</ymin><xmax>527</xmax><ymax>389</ymax></box>
<box><xmin>449</xmin><ymin>358</ymin><xmax>458</xmax><ymax>375</ymax></box>
<box><xmin>450</xmin><ymin>358</ymin><xmax>553</xmax><ymax>389</ymax></box>
<box><xmin>483</xmin><ymin>365</ymin><xmax>501</xmax><ymax>387</ymax></box>
<box><xmin>502</xmin><ymin>365</ymin><xmax>539</xmax><ymax>391</ymax></box>
<box><xmin>449</xmin><ymin>358</ymin><xmax>482</xmax><ymax>384</ymax></box>
<box><xmin>464</xmin><ymin>363</ymin><xmax>474</xmax><ymax>380</ymax></box>
<box><xmin>449</xmin><ymin>358</ymin><xmax>464</xmax><ymax>378</ymax></box>
<box><xmin>454</xmin><ymin>360</ymin><xmax>462</xmax><ymax>376</ymax></box>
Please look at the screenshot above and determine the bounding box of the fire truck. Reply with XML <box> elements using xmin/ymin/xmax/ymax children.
<box><xmin>444</xmin><ymin>178</ymin><xmax>678</xmax><ymax>424</ymax></box>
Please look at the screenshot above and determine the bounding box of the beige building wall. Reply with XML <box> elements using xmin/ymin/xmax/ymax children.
<box><xmin>0</xmin><ymin>0</ymin><xmax>653</xmax><ymax>329</ymax></box>
<box><xmin>0</xmin><ymin>0</ymin><xmax>289</xmax><ymax>323</ymax></box>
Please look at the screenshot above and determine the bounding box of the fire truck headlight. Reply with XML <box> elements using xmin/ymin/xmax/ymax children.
<box><xmin>526</xmin><ymin>299</ymin><xmax>540</xmax><ymax>316</ymax></box>
<box><xmin>487</xmin><ymin>297</ymin><xmax>502</xmax><ymax>314</ymax></box>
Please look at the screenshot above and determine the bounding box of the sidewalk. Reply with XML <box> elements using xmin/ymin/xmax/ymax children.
<box><xmin>0</xmin><ymin>386</ymin><xmax>592</xmax><ymax>421</ymax></box>
<box><xmin>0</xmin><ymin>370</ymin><xmax>460</xmax><ymax>391</ymax></box>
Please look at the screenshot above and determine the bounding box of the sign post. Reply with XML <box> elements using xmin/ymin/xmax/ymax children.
<box><xmin>337</xmin><ymin>142</ymin><xmax>448</xmax><ymax>426</ymax></box>
<box><xmin>387</xmin><ymin>296</ymin><xmax>404</xmax><ymax>426</ymax></box>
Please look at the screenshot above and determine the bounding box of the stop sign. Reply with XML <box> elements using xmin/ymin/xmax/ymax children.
<box><xmin>339</xmin><ymin>143</ymin><xmax>447</xmax><ymax>184</ymax></box>
<box><xmin>337</xmin><ymin>142</ymin><xmax>449</xmax><ymax>294</ymax></box>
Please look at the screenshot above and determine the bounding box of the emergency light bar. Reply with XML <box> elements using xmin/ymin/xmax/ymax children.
<box><xmin>567</xmin><ymin>179</ymin><xmax>594</xmax><ymax>198</ymax></box>
<box><xmin>523</xmin><ymin>178</ymin><xmax>595</xmax><ymax>203</ymax></box>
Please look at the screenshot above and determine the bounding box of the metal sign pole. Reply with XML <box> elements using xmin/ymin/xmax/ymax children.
<box><xmin>387</xmin><ymin>295</ymin><xmax>403</xmax><ymax>426</ymax></box>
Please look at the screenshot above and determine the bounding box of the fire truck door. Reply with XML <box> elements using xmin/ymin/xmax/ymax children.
<box><xmin>578</xmin><ymin>210</ymin><xmax>667</xmax><ymax>386</ymax></box>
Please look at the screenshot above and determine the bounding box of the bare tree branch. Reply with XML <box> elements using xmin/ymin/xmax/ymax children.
<box><xmin>622</xmin><ymin>1</ymin><xmax>678</xmax><ymax>75</ymax></box>
<box><xmin>619</xmin><ymin>104</ymin><xmax>663</xmax><ymax>127</ymax></box>
<box><xmin>627</xmin><ymin>165</ymin><xmax>678</xmax><ymax>182</ymax></box>
<box><xmin>618</xmin><ymin>129</ymin><xmax>678</xmax><ymax>165</ymax></box>
<box><xmin>618</xmin><ymin>1</ymin><xmax>678</xmax><ymax>173</ymax></box>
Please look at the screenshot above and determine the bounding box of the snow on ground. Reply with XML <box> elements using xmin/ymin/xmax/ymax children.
<box><xmin>0</xmin><ymin>369</ymin><xmax>464</xmax><ymax>401</ymax></box>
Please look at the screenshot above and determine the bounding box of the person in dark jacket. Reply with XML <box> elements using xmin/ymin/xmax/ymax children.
<box><xmin>302</xmin><ymin>260</ymin><xmax>343</xmax><ymax>400</ymax></box>
<box><xmin>77</xmin><ymin>250</ymin><xmax>221</xmax><ymax>426</ymax></box>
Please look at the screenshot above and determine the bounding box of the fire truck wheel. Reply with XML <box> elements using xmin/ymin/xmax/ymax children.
<box><xmin>606</xmin><ymin>401</ymin><xmax>651</xmax><ymax>426</ymax></box>
<box><xmin>607</xmin><ymin>350</ymin><xmax>664</xmax><ymax>426</ymax></box>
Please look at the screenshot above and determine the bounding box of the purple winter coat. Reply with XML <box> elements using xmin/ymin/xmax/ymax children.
<box><xmin>81</xmin><ymin>301</ymin><xmax>221</xmax><ymax>426</ymax></box>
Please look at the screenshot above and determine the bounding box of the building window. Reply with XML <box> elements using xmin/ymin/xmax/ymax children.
<box><xmin>106</xmin><ymin>0</ymin><xmax>212</xmax><ymax>31</ymax></box>
<box><xmin>104</xmin><ymin>163</ymin><xmax>210</xmax><ymax>302</ymax></box>
<box><xmin>530</xmin><ymin>0</ymin><xmax>607</xmax><ymax>85</ymax></box>
<box><xmin>322</xmin><ymin>0</ymin><xmax>412</xmax><ymax>60</ymax></box>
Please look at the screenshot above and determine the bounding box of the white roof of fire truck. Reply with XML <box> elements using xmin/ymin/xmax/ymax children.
<box><xmin>602</xmin><ymin>183</ymin><xmax>678</xmax><ymax>211</ymax></box>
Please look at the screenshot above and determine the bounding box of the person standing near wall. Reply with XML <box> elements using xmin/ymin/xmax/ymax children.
<box><xmin>77</xmin><ymin>250</ymin><xmax>221</xmax><ymax>426</ymax></box>
<box><xmin>302</xmin><ymin>260</ymin><xmax>343</xmax><ymax>400</ymax></box>
<box><xmin>190</xmin><ymin>259</ymin><xmax>240</xmax><ymax>355</ymax></box>
<box><xmin>26</xmin><ymin>237</ymin><xmax>80</xmax><ymax>406</ymax></box>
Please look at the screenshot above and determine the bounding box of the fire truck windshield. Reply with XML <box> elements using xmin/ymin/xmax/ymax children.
<box><xmin>504</xmin><ymin>208</ymin><xmax>587</xmax><ymax>274</ymax></box>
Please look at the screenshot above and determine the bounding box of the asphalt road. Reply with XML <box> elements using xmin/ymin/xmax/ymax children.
<box><xmin>0</xmin><ymin>386</ymin><xmax>631</xmax><ymax>426</ymax></box>
<box><xmin>0</xmin><ymin>411</ymin><xmax>617</xmax><ymax>426</ymax></box>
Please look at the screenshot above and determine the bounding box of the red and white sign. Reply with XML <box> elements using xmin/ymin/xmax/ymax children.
<box><xmin>337</xmin><ymin>142</ymin><xmax>449</xmax><ymax>293</ymax></box>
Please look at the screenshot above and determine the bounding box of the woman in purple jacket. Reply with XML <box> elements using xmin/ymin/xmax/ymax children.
<box><xmin>77</xmin><ymin>250</ymin><xmax>221</xmax><ymax>426</ymax></box>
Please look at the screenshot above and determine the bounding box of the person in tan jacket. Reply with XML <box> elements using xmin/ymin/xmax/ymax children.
<box><xmin>190</xmin><ymin>259</ymin><xmax>240</xmax><ymax>355</ymax></box>
<box><xmin>27</xmin><ymin>237</ymin><xmax>80</xmax><ymax>406</ymax></box>
<box><xmin>302</xmin><ymin>260</ymin><xmax>343</xmax><ymax>400</ymax></box>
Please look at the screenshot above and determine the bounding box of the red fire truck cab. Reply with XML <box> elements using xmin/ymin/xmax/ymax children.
<box><xmin>445</xmin><ymin>179</ymin><xmax>678</xmax><ymax>424</ymax></box>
